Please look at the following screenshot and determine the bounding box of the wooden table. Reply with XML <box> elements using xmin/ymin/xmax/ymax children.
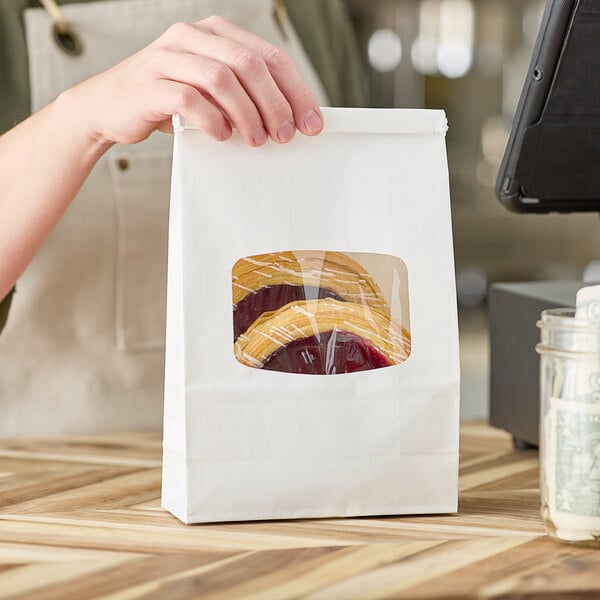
<box><xmin>0</xmin><ymin>422</ymin><xmax>598</xmax><ymax>599</ymax></box>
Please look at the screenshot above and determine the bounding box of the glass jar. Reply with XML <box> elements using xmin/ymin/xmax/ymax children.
<box><xmin>537</xmin><ymin>308</ymin><xmax>600</xmax><ymax>546</ymax></box>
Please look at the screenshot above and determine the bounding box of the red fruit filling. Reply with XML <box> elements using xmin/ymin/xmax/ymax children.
<box><xmin>233</xmin><ymin>284</ymin><xmax>345</xmax><ymax>340</ymax></box>
<box><xmin>261</xmin><ymin>330</ymin><xmax>393</xmax><ymax>375</ymax></box>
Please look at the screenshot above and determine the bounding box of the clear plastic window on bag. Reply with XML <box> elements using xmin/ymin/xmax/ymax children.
<box><xmin>232</xmin><ymin>251</ymin><xmax>411</xmax><ymax>375</ymax></box>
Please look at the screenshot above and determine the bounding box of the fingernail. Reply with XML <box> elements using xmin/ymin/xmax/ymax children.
<box><xmin>302</xmin><ymin>109</ymin><xmax>323</xmax><ymax>134</ymax></box>
<box><xmin>219</xmin><ymin>122</ymin><xmax>232</xmax><ymax>140</ymax></box>
<box><xmin>252</xmin><ymin>125</ymin><xmax>268</xmax><ymax>146</ymax></box>
<box><xmin>276</xmin><ymin>120</ymin><xmax>295</xmax><ymax>143</ymax></box>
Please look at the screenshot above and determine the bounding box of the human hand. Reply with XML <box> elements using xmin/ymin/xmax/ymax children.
<box><xmin>63</xmin><ymin>16</ymin><xmax>324</xmax><ymax>148</ymax></box>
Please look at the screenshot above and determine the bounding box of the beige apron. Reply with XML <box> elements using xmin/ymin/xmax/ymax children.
<box><xmin>0</xmin><ymin>0</ymin><xmax>327</xmax><ymax>437</ymax></box>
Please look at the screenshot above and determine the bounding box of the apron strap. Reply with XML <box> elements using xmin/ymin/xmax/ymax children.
<box><xmin>38</xmin><ymin>0</ymin><xmax>83</xmax><ymax>56</ymax></box>
<box><xmin>272</xmin><ymin>0</ymin><xmax>289</xmax><ymax>41</ymax></box>
<box><xmin>39</xmin><ymin>0</ymin><xmax>67</xmax><ymax>33</ymax></box>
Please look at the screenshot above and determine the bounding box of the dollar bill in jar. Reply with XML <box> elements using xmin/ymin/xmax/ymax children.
<box><xmin>538</xmin><ymin>286</ymin><xmax>600</xmax><ymax>545</ymax></box>
<box><xmin>545</xmin><ymin>396</ymin><xmax>600</xmax><ymax>542</ymax></box>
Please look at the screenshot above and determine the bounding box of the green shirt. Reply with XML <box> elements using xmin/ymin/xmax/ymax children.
<box><xmin>0</xmin><ymin>0</ymin><xmax>365</xmax><ymax>335</ymax></box>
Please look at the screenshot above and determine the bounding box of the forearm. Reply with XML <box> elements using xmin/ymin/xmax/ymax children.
<box><xmin>0</xmin><ymin>90</ymin><xmax>112</xmax><ymax>300</ymax></box>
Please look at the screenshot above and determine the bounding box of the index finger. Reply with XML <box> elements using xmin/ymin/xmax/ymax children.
<box><xmin>197</xmin><ymin>16</ymin><xmax>324</xmax><ymax>136</ymax></box>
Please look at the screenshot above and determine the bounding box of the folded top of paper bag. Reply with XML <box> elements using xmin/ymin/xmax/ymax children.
<box><xmin>173</xmin><ymin>107</ymin><xmax>448</xmax><ymax>136</ymax></box>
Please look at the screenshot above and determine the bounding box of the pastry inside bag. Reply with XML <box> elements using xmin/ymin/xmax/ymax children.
<box><xmin>233</xmin><ymin>250</ymin><xmax>411</xmax><ymax>374</ymax></box>
<box><xmin>162</xmin><ymin>107</ymin><xmax>460</xmax><ymax>523</ymax></box>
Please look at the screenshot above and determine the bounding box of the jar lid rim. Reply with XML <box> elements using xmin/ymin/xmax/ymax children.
<box><xmin>537</xmin><ymin>308</ymin><xmax>600</xmax><ymax>331</ymax></box>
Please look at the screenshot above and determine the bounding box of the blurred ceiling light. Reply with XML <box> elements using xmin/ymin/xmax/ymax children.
<box><xmin>412</xmin><ymin>0</ymin><xmax>474</xmax><ymax>78</ymax></box>
<box><xmin>412</xmin><ymin>0</ymin><xmax>441</xmax><ymax>75</ymax></box>
<box><xmin>411</xmin><ymin>34</ymin><xmax>439</xmax><ymax>75</ymax></box>
<box><xmin>456</xmin><ymin>267</ymin><xmax>488</xmax><ymax>307</ymax></box>
<box><xmin>420</xmin><ymin>0</ymin><xmax>442</xmax><ymax>38</ymax></box>
<box><xmin>437</xmin><ymin>0</ymin><xmax>474</xmax><ymax>78</ymax></box>
<box><xmin>437</xmin><ymin>38</ymin><xmax>472</xmax><ymax>78</ymax></box>
<box><xmin>368</xmin><ymin>28</ymin><xmax>402</xmax><ymax>73</ymax></box>
<box><xmin>439</xmin><ymin>0</ymin><xmax>473</xmax><ymax>42</ymax></box>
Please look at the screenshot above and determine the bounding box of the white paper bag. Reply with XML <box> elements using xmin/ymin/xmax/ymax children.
<box><xmin>162</xmin><ymin>107</ymin><xmax>460</xmax><ymax>524</ymax></box>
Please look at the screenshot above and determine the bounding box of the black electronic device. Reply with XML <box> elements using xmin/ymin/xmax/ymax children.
<box><xmin>488</xmin><ymin>281</ymin><xmax>582</xmax><ymax>449</ymax></box>
<box><xmin>496</xmin><ymin>0</ymin><xmax>600</xmax><ymax>213</ymax></box>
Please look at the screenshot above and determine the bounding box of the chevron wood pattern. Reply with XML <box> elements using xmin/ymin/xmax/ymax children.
<box><xmin>0</xmin><ymin>422</ymin><xmax>599</xmax><ymax>599</ymax></box>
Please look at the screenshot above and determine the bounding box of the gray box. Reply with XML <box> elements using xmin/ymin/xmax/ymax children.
<box><xmin>488</xmin><ymin>281</ymin><xmax>582</xmax><ymax>447</ymax></box>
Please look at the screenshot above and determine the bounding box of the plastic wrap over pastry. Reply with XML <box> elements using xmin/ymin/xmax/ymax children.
<box><xmin>232</xmin><ymin>251</ymin><xmax>410</xmax><ymax>375</ymax></box>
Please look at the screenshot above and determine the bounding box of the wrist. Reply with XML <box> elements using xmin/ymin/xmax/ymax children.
<box><xmin>52</xmin><ymin>87</ymin><xmax>115</xmax><ymax>162</ymax></box>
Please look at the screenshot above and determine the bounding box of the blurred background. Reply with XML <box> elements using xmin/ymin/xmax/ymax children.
<box><xmin>341</xmin><ymin>0</ymin><xmax>600</xmax><ymax>418</ymax></box>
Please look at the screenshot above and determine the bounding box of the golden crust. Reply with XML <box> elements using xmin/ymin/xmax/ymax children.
<box><xmin>234</xmin><ymin>297</ymin><xmax>410</xmax><ymax>369</ymax></box>
<box><xmin>232</xmin><ymin>251</ymin><xmax>389</xmax><ymax>313</ymax></box>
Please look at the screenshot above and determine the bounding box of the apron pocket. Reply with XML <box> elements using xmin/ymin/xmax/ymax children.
<box><xmin>108</xmin><ymin>149</ymin><xmax>172</xmax><ymax>352</ymax></box>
